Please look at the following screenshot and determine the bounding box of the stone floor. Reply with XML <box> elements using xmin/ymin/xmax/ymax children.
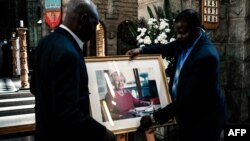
<box><xmin>0</xmin><ymin>78</ymin><xmax>34</xmax><ymax>141</ymax></box>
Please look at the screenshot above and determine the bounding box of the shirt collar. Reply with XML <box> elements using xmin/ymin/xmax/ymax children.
<box><xmin>59</xmin><ymin>24</ymin><xmax>84</xmax><ymax>51</ymax></box>
<box><xmin>189</xmin><ymin>30</ymin><xmax>202</xmax><ymax>51</ymax></box>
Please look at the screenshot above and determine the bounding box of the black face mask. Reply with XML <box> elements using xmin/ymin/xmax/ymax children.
<box><xmin>181</xmin><ymin>28</ymin><xmax>200</xmax><ymax>48</ymax></box>
<box><xmin>78</xmin><ymin>15</ymin><xmax>91</xmax><ymax>41</ymax></box>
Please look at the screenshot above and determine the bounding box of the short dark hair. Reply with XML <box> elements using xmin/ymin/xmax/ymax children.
<box><xmin>175</xmin><ymin>9</ymin><xmax>201</xmax><ymax>30</ymax></box>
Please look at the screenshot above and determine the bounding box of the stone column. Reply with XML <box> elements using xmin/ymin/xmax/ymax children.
<box><xmin>17</xmin><ymin>27</ymin><xmax>30</xmax><ymax>89</ymax></box>
<box><xmin>10</xmin><ymin>32</ymin><xmax>21</xmax><ymax>77</ymax></box>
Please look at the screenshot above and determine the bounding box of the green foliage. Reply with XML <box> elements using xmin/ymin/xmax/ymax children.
<box><xmin>127</xmin><ymin>17</ymin><xmax>147</xmax><ymax>42</ymax></box>
<box><xmin>152</xmin><ymin>5</ymin><xmax>165</xmax><ymax>19</ymax></box>
<box><xmin>127</xmin><ymin>0</ymin><xmax>180</xmax><ymax>67</ymax></box>
<box><xmin>146</xmin><ymin>0</ymin><xmax>180</xmax><ymax>40</ymax></box>
<box><xmin>147</xmin><ymin>6</ymin><xmax>154</xmax><ymax>18</ymax></box>
<box><xmin>164</xmin><ymin>0</ymin><xmax>172</xmax><ymax>20</ymax></box>
<box><xmin>128</xmin><ymin>0</ymin><xmax>179</xmax><ymax>41</ymax></box>
<box><xmin>127</xmin><ymin>20</ymin><xmax>138</xmax><ymax>40</ymax></box>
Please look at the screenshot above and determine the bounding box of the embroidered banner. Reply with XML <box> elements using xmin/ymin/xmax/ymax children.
<box><xmin>45</xmin><ymin>0</ymin><xmax>61</xmax><ymax>9</ymax></box>
<box><xmin>44</xmin><ymin>0</ymin><xmax>61</xmax><ymax>29</ymax></box>
<box><xmin>45</xmin><ymin>10</ymin><xmax>61</xmax><ymax>29</ymax></box>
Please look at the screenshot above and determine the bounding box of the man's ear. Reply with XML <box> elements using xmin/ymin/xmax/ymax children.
<box><xmin>81</xmin><ymin>14</ymin><xmax>88</xmax><ymax>25</ymax></box>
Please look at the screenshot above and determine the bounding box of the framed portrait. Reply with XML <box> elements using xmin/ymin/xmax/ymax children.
<box><xmin>85</xmin><ymin>54</ymin><xmax>172</xmax><ymax>134</ymax></box>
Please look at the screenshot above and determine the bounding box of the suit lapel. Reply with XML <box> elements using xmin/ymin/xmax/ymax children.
<box><xmin>54</xmin><ymin>27</ymin><xmax>87</xmax><ymax>73</ymax></box>
<box><xmin>180</xmin><ymin>32</ymin><xmax>204</xmax><ymax>73</ymax></box>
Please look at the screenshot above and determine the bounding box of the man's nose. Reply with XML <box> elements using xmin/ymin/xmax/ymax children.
<box><xmin>177</xmin><ymin>34</ymin><xmax>187</xmax><ymax>41</ymax></box>
<box><xmin>176</xmin><ymin>34</ymin><xmax>182</xmax><ymax>40</ymax></box>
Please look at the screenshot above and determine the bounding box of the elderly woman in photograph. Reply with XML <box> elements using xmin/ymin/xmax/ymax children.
<box><xmin>105</xmin><ymin>71</ymin><xmax>150</xmax><ymax>120</ymax></box>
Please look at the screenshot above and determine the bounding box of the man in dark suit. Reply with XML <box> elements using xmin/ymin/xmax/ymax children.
<box><xmin>0</xmin><ymin>39</ymin><xmax>12</xmax><ymax>78</ymax></box>
<box><xmin>126</xmin><ymin>9</ymin><xmax>226</xmax><ymax>141</ymax></box>
<box><xmin>30</xmin><ymin>0</ymin><xmax>115</xmax><ymax>141</ymax></box>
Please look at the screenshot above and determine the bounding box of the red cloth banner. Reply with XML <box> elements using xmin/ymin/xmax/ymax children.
<box><xmin>45</xmin><ymin>10</ymin><xmax>61</xmax><ymax>29</ymax></box>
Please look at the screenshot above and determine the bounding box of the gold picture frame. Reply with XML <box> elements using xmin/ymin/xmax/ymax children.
<box><xmin>85</xmin><ymin>54</ymin><xmax>172</xmax><ymax>134</ymax></box>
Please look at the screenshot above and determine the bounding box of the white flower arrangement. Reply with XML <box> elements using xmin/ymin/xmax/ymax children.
<box><xmin>136</xmin><ymin>18</ymin><xmax>175</xmax><ymax>68</ymax></box>
<box><xmin>137</xmin><ymin>18</ymin><xmax>175</xmax><ymax>48</ymax></box>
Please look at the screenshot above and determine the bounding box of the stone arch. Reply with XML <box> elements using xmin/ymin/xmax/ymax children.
<box><xmin>96</xmin><ymin>21</ymin><xmax>107</xmax><ymax>56</ymax></box>
<box><xmin>83</xmin><ymin>21</ymin><xmax>107</xmax><ymax>56</ymax></box>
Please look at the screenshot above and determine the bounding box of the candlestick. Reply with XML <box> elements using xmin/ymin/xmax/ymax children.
<box><xmin>17</xmin><ymin>28</ymin><xmax>29</xmax><ymax>89</ymax></box>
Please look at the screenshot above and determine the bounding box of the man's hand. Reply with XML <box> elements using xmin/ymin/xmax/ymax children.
<box><xmin>103</xmin><ymin>129</ymin><xmax>116</xmax><ymax>141</ymax></box>
<box><xmin>125</xmin><ymin>48</ymin><xmax>141</xmax><ymax>60</ymax></box>
<box><xmin>137</xmin><ymin>115</ymin><xmax>153</xmax><ymax>133</ymax></box>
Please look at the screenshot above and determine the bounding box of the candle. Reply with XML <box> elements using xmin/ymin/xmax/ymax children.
<box><xmin>20</xmin><ymin>20</ymin><xmax>24</xmax><ymax>27</ymax></box>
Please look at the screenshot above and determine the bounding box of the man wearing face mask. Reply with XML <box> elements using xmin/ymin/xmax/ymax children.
<box><xmin>30</xmin><ymin>0</ymin><xmax>115</xmax><ymax>141</ymax></box>
<box><xmin>126</xmin><ymin>9</ymin><xmax>226</xmax><ymax>141</ymax></box>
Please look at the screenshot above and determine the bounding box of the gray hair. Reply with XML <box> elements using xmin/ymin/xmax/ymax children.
<box><xmin>110</xmin><ymin>71</ymin><xmax>126</xmax><ymax>85</ymax></box>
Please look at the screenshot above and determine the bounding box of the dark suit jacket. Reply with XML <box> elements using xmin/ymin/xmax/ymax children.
<box><xmin>30</xmin><ymin>27</ymin><xmax>106</xmax><ymax>141</ymax></box>
<box><xmin>142</xmin><ymin>31</ymin><xmax>226</xmax><ymax>141</ymax></box>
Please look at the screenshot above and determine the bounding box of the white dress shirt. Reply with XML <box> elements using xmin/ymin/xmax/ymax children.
<box><xmin>59</xmin><ymin>24</ymin><xmax>84</xmax><ymax>52</ymax></box>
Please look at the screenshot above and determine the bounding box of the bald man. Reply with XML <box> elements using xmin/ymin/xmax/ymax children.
<box><xmin>30</xmin><ymin>0</ymin><xmax>115</xmax><ymax>141</ymax></box>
